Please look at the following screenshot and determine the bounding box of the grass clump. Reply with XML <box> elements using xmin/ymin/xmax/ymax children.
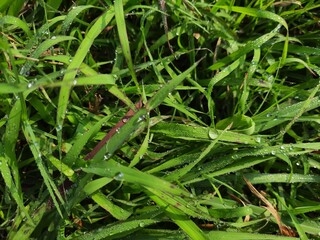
<box><xmin>1</xmin><ymin>0</ymin><xmax>320</xmax><ymax>239</ymax></box>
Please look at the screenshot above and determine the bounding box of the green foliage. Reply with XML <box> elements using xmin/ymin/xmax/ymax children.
<box><xmin>0</xmin><ymin>0</ymin><xmax>320</xmax><ymax>239</ymax></box>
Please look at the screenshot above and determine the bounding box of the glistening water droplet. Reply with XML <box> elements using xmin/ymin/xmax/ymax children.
<box><xmin>114</xmin><ymin>172</ymin><xmax>124</xmax><ymax>180</ymax></box>
<box><xmin>208</xmin><ymin>129</ymin><xmax>218</xmax><ymax>139</ymax></box>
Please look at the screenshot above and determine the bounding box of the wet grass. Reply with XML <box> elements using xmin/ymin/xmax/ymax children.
<box><xmin>0</xmin><ymin>0</ymin><xmax>320</xmax><ymax>239</ymax></box>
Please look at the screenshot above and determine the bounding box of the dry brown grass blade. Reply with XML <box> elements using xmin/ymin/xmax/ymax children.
<box><xmin>243</xmin><ymin>177</ymin><xmax>296</xmax><ymax>237</ymax></box>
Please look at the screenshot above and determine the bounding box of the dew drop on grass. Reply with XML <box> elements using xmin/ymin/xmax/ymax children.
<box><xmin>56</xmin><ymin>125</ymin><xmax>62</xmax><ymax>131</ymax></box>
<box><xmin>51</xmin><ymin>36</ymin><xmax>57</xmax><ymax>40</ymax></box>
<box><xmin>139</xmin><ymin>222</ymin><xmax>145</xmax><ymax>227</ymax></box>
<box><xmin>255</xmin><ymin>137</ymin><xmax>261</xmax><ymax>143</ymax></box>
<box><xmin>208</xmin><ymin>129</ymin><xmax>218</xmax><ymax>139</ymax></box>
<box><xmin>138</xmin><ymin>115</ymin><xmax>146</xmax><ymax>123</ymax></box>
<box><xmin>73</xmin><ymin>80</ymin><xmax>77</xmax><ymax>86</ymax></box>
<box><xmin>280</xmin><ymin>145</ymin><xmax>285</xmax><ymax>150</ymax></box>
<box><xmin>27</xmin><ymin>83</ymin><xmax>33</xmax><ymax>88</ymax></box>
<box><xmin>114</xmin><ymin>172</ymin><xmax>124</xmax><ymax>180</ymax></box>
<box><xmin>271</xmin><ymin>150</ymin><xmax>276</xmax><ymax>155</ymax></box>
<box><xmin>104</xmin><ymin>153</ymin><xmax>112</xmax><ymax>160</ymax></box>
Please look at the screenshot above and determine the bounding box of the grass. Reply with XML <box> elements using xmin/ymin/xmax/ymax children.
<box><xmin>0</xmin><ymin>0</ymin><xmax>320</xmax><ymax>239</ymax></box>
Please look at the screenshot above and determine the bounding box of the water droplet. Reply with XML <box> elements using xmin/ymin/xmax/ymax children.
<box><xmin>51</xmin><ymin>36</ymin><xmax>57</xmax><ymax>40</ymax></box>
<box><xmin>137</xmin><ymin>115</ymin><xmax>146</xmax><ymax>123</ymax></box>
<box><xmin>208</xmin><ymin>129</ymin><xmax>218</xmax><ymax>139</ymax></box>
<box><xmin>114</xmin><ymin>172</ymin><xmax>124</xmax><ymax>180</ymax></box>
<box><xmin>122</xmin><ymin>117</ymin><xmax>129</xmax><ymax>123</ymax></box>
<box><xmin>104</xmin><ymin>153</ymin><xmax>112</xmax><ymax>160</ymax></box>
<box><xmin>56</xmin><ymin>125</ymin><xmax>62</xmax><ymax>131</ymax></box>
<box><xmin>271</xmin><ymin>150</ymin><xmax>276</xmax><ymax>155</ymax></box>
<box><xmin>266</xmin><ymin>113</ymin><xmax>271</xmax><ymax>117</ymax></box>
<box><xmin>280</xmin><ymin>145</ymin><xmax>285</xmax><ymax>150</ymax></box>
<box><xmin>68</xmin><ymin>58</ymin><xmax>72</xmax><ymax>63</ymax></box>
<box><xmin>255</xmin><ymin>137</ymin><xmax>261</xmax><ymax>143</ymax></box>
<box><xmin>115</xmin><ymin>128</ymin><xmax>120</xmax><ymax>133</ymax></box>
<box><xmin>73</xmin><ymin>80</ymin><xmax>77</xmax><ymax>85</ymax></box>
<box><xmin>139</xmin><ymin>222</ymin><xmax>145</xmax><ymax>227</ymax></box>
<box><xmin>27</xmin><ymin>83</ymin><xmax>33</xmax><ymax>88</ymax></box>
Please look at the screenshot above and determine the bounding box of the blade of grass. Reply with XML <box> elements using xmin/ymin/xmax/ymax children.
<box><xmin>146</xmin><ymin>57</ymin><xmax>204</xmax><ymax>111</ymax></box>
<box><xmin>147</xmin><ymin>191</ymin><xmax>209</xmax><ymax>240</ymax></box>
<box><xmin>56</xmin><ymin>8</ymin><xmax>115</xmax><ymax>158</ymax></box>
<box><xmin>114</xmin><ymin>0</ymin><xmax>141</xmax><ymax>95</ymax></box>
<box><xmin>209</xmin><ymin>24</ymin><xmax>281</xmax><ymax>70</ymax></box>
<box><xmin>0</xmin><ymin>16</ymin><xmax>32</xmax><ymax>37</ymax></box>
<box><xmin>0</xmin><ymin>145</ymin><xmax>33</xmax><ymax>224</ymax></box>
<box><xmin>83</xmin><ymin>159</ymin><xmax>193</xmax><ymax>199</ymax></box>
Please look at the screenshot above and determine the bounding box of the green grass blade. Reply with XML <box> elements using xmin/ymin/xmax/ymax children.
<box><xmin>209</xmin><ymin>25</ymin><xmax>281</xmax><ymax>70</ymax></box>
<box><xmin>91</xmin><ymin>192</ymin><xmax>132</xmax><ymax>220</ymax></box>
<box><xmin>83</xmin><ymin>159</ymin><xmax>192</xmax><ymax>199</ymax></box>
<box><xmin>73</xmin><ymin>218</ymin><xmax>159</xmax><ymax>240</ymax></box>
<box><xmin>0</xmin><ymin>146</ymin><xmax>33</xmax><ymax>225</ymax></box>
<box><xmin>19</xmin><ymin>36</ymin><xmax>75</xmax><ymax>76</ymax></box>
<box><xmin>114</xmin><ymin>0</ymin><xmax>141</xmax><ymax>94</ymax></box>
<box><xmin>0</xmin><ymin>16</ymin><xmax>32</xmax><ymax>37</ymax></box>
<box><xmin>90</xmin><ymin>108</ymin><xmax>147</xmax><ymax>162</ymax></box>
<box><xmin>61</xmin><ymin>5</ymin><xmax>95</xmax><ymax>33</ymax></box>
<box><xmin>148</xmin><ymin>192</ymin><xmax>209</xmax><ymax>240</ymax></box>
<box><xmin>146</xmin><ymin>57</ymin><xmax>203</xmax><ymax>111</ymax></box>
<box><xmin>21</xmin><ymin>120</ymin><xmax>65</xmax><ymax>217</ymax></box>
<box><xmin>56</xmin><ymin>8</ymin><xmax>115</xmax><ymax>155</ymax></box>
